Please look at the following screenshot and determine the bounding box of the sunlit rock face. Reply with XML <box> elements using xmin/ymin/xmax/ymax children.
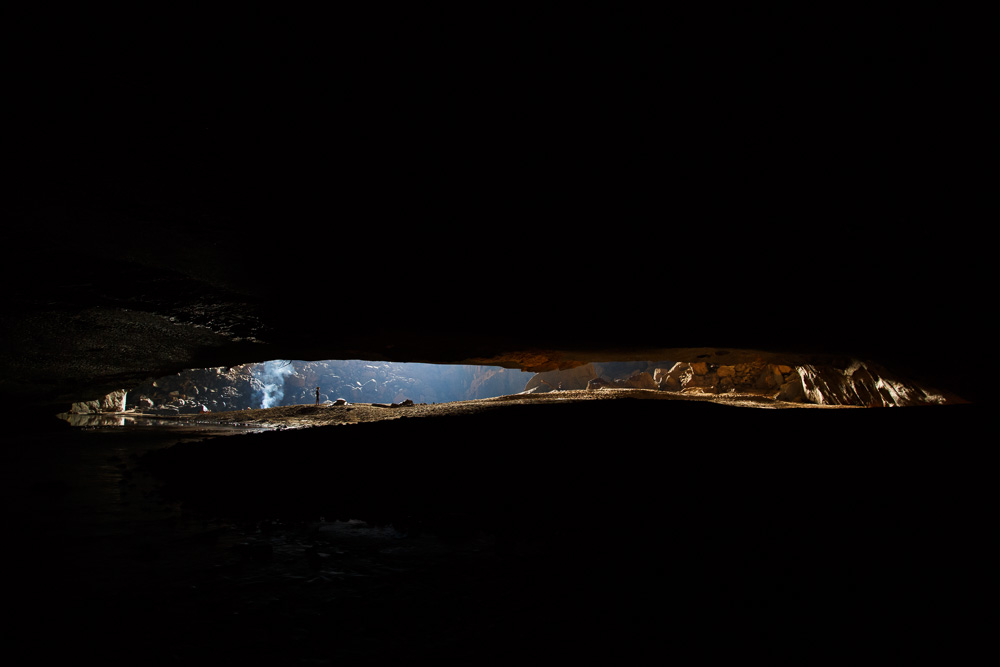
<box><xmin>557</xmin><ymin>359</ymin><xmax>952</xmax><ymax>407</ymax></box>
<box><xmin>126</xmin><ymin>366</ymin><xmax>260</xmax><ymax>414</ymax></box>
<box><xmin>789</xmin><ymin>362</ymin><xmax>950</xmax><ymax>407</ymax></box>
<box><xmin>69</xmin><ymin>389</ymin><xmax>126</xmax><ymax>414</ymax></box>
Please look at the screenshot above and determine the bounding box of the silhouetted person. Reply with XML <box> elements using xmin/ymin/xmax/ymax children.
<box><xmin>315</xmin><ymin>387</ymin><xmax>320</xmax><ymax>404</ymax></box>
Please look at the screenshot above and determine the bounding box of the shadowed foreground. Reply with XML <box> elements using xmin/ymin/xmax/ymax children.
<box><xmin>5</xmin><ymin>397</ymin><xmax>989</xmax><ymax>664</ymax></box>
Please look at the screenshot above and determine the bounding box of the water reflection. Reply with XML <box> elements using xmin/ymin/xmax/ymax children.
<box><xmin>58</xmin><ymin>412</ymin><xmax>177</xmax><ymax>426</ymax></box>
<box><xmin>59</xmin><ymin>412</ymin><xmax>200</xmax><ymax>428</ymax></box>
<box><xmin>57</xmin><ymin>411</ymin><xmax>274</xmax><ymax>436</ymax></box>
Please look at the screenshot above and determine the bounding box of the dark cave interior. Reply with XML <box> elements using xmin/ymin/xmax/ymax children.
<box><xmin>3</xmin><ymin>8</ymin><xmax>992</xmax><ymax>663</ymax></box>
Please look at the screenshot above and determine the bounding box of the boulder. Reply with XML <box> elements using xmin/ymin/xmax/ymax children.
<box><xmin>716</xmin><ymin>365</ymin><xmax>735</xmax><ymax>378</ymax></box>
<box><xmin>618</xmin><ymin>371</ymin><xmax>657</xmax><ymax>389</ymax></box>
<box><xmin>101</xmin><ymin>389</ymin><xmax>127</xmax><ymax>412</ymax></box>
<box><xmin>524</xmin><ymin>364</ymin><xmax>598</xmax><ymax>392</ymax></box>
<box><xmin>656</xmin><ymin>363</ymin><xmax>691</xmax><ymax>391</ymax></box>
<box><xmin>683</xmin><ymin>365</ymin><xmax>717</xmax><ymax>390</ymax></box>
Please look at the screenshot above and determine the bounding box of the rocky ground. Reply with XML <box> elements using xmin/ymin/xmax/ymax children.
<box><xmin>8</xmin><ymin>390</ymin><xmax>988</xmax><ymax>664</ymax></box>
<box><xmin>162</xmin><ymin>386</ymin><xmax>855</xmax><ymax>430</ymax></box>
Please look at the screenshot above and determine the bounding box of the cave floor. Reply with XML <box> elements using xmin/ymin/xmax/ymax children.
<box><xmin>133</xmin><ymin>387</ymin><xmax>857</xmax><ymax>431</ymax></box>
<box><xmin>4</xmin><ymin>392</ymin><xmax>987</xmax><ymax>664</ymax></box>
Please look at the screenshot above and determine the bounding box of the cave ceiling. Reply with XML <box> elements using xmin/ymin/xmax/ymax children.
<box><xmin>3</xmin><ymin>9</ymin><xmax>988</xmax><ymax>413</ymax></box>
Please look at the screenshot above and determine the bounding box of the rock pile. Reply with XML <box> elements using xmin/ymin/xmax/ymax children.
<box><xmin>526</xmin><ymin>361</ymin><xmax>671</xmax><ymax>394</ymax></box>
<box><xmin>126</xmin><ymin>365</ymin><xmax>259</xmax><ymax>414</ymax></box>
<box><xmin>652</xmin><ymin>360</ymin><xmax>796</xmax><ymax>395</ymax></box>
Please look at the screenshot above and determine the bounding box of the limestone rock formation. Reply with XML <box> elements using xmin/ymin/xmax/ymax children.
<box><xmin>654</xmin><ymin>364</ymin><xmax>692</xmax><ymax>392</ymax></box>
<box><xmin>127</xmin><ymin>366</ymin><xmax>259</xmax><ymax>413</ymax></box>
<box><xmin>653</xmin><ymin>360</ymin><xmax>949</xmax><ymax>407</ymax></box>
<box><xmin>70</xmin><ymin>389</ymin><xmax>127</xmax><ymax>414</ymax></box>
<box><xmin>790</xmin><ymin>362</ymin><xmax>948</xmax><ymax>407</ymax></box>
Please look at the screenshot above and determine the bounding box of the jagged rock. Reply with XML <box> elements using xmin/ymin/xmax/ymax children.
<box><xmin>70</xmin><ymin>389</ymin><xmax>127</xmax><ymax>414</ymax></box>
<box><xmin>103</xmin><ymin>389</ymin><xmax>127</xmax><ymax>412</ymax></box>
<box><xmin>652</xmin><ymin>367</ymin><xmax>679</xmax><ymax>390</ymax></box>
<box><xmin>794</xmin><ymin>362</ymin><xmax>947</xmax><ymax>407</ymax></box>
<box><xmin>683</xmin><ymin>366</ymin><xmax>717</xmax><ymax>390</ymax></box>
<box><xmin>656</xmin><ymin>363</ymin><xmax>691</xmax><ymax>391</ymax></box>
<box><xmin>647</xmin><ymin>358</ymin><xmax>943</xmax><ymax>407</ymax></box>
<box><xmin>848</xmin><ymin>365</ymin><xmax>883</xmax><ymax>407</ymax></box>
<box><xmin>587</xmin><ymin>378</ymin><xmax>614</xmax><ymax>391</ymax></box>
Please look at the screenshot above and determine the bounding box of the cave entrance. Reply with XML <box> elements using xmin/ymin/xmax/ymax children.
<box><xmin>124</xmin><ymin>359</ymin><xmax>678</xmax><ymax>414</ymax></box>
<box><xmin>58</xmin><ymin>359</ymin><xmax>676</xmax><ymax>427</ymax></box>
<box><xmin>59</xmin><ymin>355</ymin><xmax>956</xmax><ymax>428</ymax></box>
<box><xmin>123</xmin><ymin>360</ymin><xmax>538</xmax><ymax>415</ymax></box>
